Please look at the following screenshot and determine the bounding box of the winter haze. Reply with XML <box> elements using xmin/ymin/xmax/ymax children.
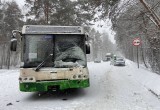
<box><xmin>0</xmin><ymin>0</ymin><xmax>160</xmax><ymax>110</ymax></box>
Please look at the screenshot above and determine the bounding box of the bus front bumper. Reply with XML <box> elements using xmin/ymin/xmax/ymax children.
<box><xmin>19</xmin><ymin>79</ymin><xmax>89</xmax><ymax>92</ymax></box>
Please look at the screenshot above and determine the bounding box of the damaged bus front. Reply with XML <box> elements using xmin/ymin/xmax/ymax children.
<box><xmin>10</xmin><ymin>25</ymin><xmax>90</xmax><ymax>92</ymax></box>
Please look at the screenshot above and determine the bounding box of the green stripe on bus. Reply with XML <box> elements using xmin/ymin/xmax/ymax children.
<box><xmin>20</xmin><ymin>79</ymin><xmax>89</xmax><ymax>92</ymax></box>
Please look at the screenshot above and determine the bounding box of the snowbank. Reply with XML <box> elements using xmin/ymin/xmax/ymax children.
<box><xmin>126</xmin><ymin>60</ymin><xmax>160</xmax><ymax>97</ymax></box>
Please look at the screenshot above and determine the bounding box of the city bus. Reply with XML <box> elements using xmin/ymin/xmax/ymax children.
<box><xmin>10</xmin><ymin>25</ymin><xmax>90</xmax><ymax>92</ymax></box>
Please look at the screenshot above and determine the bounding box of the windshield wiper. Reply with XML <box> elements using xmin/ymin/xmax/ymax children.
<box><xmin>35</xmin><ymin>54</ymin><xmax>53</xmax><ymax>72</ymax></box>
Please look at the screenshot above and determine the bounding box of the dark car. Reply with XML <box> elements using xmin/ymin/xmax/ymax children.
<box><xmin>113</xmin><ymin>58</ymin><xmax>125</xmax><ymax>66</ymax></box>
<box><xmin>103</xmin><ymin>57</ymin><xmax>111</xmax><ymax>62</ymax></box>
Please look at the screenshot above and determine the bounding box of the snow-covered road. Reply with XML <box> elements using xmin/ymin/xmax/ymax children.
<box><xmin>1</xmin><ymin>61</ymin><xmax>160</xmax><ymax>110</ymax></box>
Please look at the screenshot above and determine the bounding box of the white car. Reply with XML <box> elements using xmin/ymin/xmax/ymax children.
<box><xmin>113</xmin><ymin>58</ymin><xmax>125</xmax><ymax>66</ymax></box>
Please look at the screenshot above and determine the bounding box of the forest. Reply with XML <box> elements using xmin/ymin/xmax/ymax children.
<box><xmin>0</xmin><ymin>0</ymin><xmax>160</xmax><ymax>74</ymax></box>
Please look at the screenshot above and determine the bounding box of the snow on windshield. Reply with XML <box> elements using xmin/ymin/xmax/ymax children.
<box><xmin>116</xmin><ymin>58</ymin><xmax>124</xmax><ymax>61</ymax></box>
<box><xmin>54</xmin><ymin>35</ymin><xmax>86</xmax><ymax>68</ymax></box>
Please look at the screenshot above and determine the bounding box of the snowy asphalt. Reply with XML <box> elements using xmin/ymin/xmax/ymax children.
<box><xmin>0</xmin><ymin>61</ymin><xmax>160</xmax><ymax>110</ymax></box>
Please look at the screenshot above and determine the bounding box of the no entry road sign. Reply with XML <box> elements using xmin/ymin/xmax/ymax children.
<box><xmin>132</xmin><ymin>38</ymin><xmax>141</xmax><ymax>46</ymax></box>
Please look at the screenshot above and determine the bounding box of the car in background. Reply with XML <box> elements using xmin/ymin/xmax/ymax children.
<box><xmin>103</xmin><ymin>57</ymin><xmax>108</xmax><ymax>62</ymax></box>
<box><xmin>94</xmin><ymin>58</ymin><xmax>101</xmax><ymax>63</ymax></box>
<box><xmin>103</xmin><ymin>57</ymin><xmax>111</xmax><ymax>62</ymax></box>
<box><xmin>113</xmin><ymin>58</ymin><xmax>125</xmax><ymax>66</ymax></box>
<box><xmin>104</xmin><ymin>53</ymin><xmax>112</xmax><ymax>61</ymax></box>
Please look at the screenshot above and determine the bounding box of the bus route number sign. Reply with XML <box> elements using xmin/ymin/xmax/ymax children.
<box><xmin>132</xmin><ymin>38</ymin><xmax>141</xmax><ymax>46</ymax></box>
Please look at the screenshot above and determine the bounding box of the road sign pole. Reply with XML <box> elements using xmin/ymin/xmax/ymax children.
<box><xmin>132</xmin><ymin>37</ymin><xmax>141</xmax><ymax>69</ymax></box>
<box><xmin>137</xmin><ymin>46</ymin><xmax>139</xmax><ymax>68</ymax></box>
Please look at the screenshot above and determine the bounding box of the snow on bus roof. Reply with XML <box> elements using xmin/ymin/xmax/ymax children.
<box><xmin>22</xmin><ymin>25</ymin><xmax>85</xmax><ymax>35</ymax></box>
<box><xmin>106</xmin><ymin>53</ymin><xmax>112</xmax><ymax>55</ymax></box>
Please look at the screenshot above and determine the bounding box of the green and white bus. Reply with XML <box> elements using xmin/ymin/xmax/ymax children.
<box><xmin>10</xmin><ymin>25</ymin><xmax>90</xmax><ymax>92</ymax></box>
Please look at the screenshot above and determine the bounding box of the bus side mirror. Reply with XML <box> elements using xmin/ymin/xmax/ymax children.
<box><xmin>86</xmin><ymin>43</ymin><xmax>90</xmax><ymax>54</ymax></box>
<box><xmin>10</xmin><ymin>38</ymin><xmax>17</xmax><ymax>51</ymax></box>
<box><xmin>10</xmin><ymin>30</ymin><xmax>22</xmax><ymax>51</ymax></box>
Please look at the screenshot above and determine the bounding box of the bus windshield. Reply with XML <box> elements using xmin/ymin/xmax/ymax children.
<box><xmin>22</xmin><ymin>34</ymin><xmax>86</xmax><ymax>68</ymax></box>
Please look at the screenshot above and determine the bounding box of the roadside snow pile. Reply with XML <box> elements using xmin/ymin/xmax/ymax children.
<box><xmin>126</xmin><ymin>60</ymin><xmax>160</xmax><ymax>97</ymax></box>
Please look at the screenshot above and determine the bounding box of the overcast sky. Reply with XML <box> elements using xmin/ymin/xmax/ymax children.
<box><xmin>3</xmin><ymin>0</ymin><xmax>77</xmax><ymax>7</ymax></box>
<box><xmin>93</xmin><ymin>19</ymin><xmax>115</xmax><ymax>43</ymax></box>
<box><xmin>2</xmin><ymin>0</ymin><xmax>25</xmax><ymax>7</ymax></box>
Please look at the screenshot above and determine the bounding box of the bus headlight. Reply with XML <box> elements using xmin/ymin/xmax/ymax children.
<box><xmin>19</xmin><ymin>77</ymin><xmax>36</xmax><ymax>82</ymax></box>
<box><xmin>78</xmin><ymin>75</ymin><xmax>82</xmax><ymax>78</ymax></box>
<box><xmin>72</xmin><ymin>74</ymin><xmax>88</xmax><ymax>79</ymax></box>
<box><xmin>19</xmin><ymin>77</ymin><xmax>22</xmax><ymax>81</ymax></box>
<box><xmin>29</xmin><ymin>78</ymin><xmax>33</xmax><ymax>80</ymax></box>
<box><xmin>84</xmin><ymin>75</ymin><xmax>88</xmax><ymax>78</ymax></box>
<box><xmin>73</xmin><ymin>75</ymin><xmax>76</xmax><ymax>79</ymax></box>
